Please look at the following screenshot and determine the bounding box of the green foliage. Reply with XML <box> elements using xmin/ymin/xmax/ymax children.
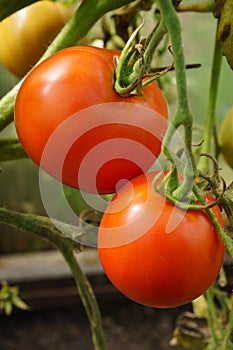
<box><xmin>217</xmin><ymin>0</ymin><xmax>233</xmax><ymax>69</ymax></box>
<box><xmin>0</xmin><ymin>281</ymin><xmax>29</xmax><ymax>316</ymax></box>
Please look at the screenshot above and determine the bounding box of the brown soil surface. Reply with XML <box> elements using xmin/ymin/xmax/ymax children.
<box><xmin>0</xmin><ymin>297</ymin><xmax>187</xmax><ymax>350</ymax></box>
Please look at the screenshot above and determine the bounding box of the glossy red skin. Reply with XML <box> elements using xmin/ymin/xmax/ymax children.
<box><xmin>98</xmin><ymin>172</ymin><xmax>225</xmax><ymax>308</ymax></box>
<box><xmin>14</xmin><ymin>46</ymin><xmax>168</xmax><ymax>194</ymax></box>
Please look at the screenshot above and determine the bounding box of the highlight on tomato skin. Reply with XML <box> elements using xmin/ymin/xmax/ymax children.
<box><xmin>14</xmin><ymin>46</ymin><xmax>168</xmax><ymax>195</ymax></box>
<box><xmin>98</xmin><ymin>171</ymin><xmax>225</xmax><ymax>308</ymax></box>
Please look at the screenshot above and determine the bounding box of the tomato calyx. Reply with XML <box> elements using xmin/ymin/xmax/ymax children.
<box><xmin>114</xmin><ymin>18</ymin><xmax>173</xmax><ymax>97</ymax></box>
<box><xmin>153</xmin><ymin>154</ymin><xmax>226</xmax><ymax>211</ymax></box>
<box><xmin>113</xmin><ymin>20</ymin><xmax>200</xmax><ymax>97</ymax></box>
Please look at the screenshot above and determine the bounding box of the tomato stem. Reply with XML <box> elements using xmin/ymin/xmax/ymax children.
<box><xmin>0</xmin><ymin>137</ymin><xmax>28</xmax><ymax>161</ymax></box>
<box><xmin>0</xmin><ymin>86</ymin><xmax>18</xmax><ymax>132</ymax></box>
<box><xmin>156</xmin><ymin>1</ymin><xmax>190</xmax><ymax>118</ymax></box>
<box><xmin>205</xmin><ymin>287</ymin><xmax>222</xmax><ymax>345</ymax></box>
<box><xmin>193</xmin><ymin>183</ymin><xmax>233</xmax><ymax>258</ymax></box>
<box><xmin>198</xmin><ymin>22</ymin><xmax>223</xmax><ymax>174</ymax></box>
<box><xmin>0</xmin><ymin>207</ymin><xmax>107</xmax><ymax>350</ymax></box>
<box><xmin>41</xmin><ymin>0</ymin><xmax>134</xmax><ymax>61</ymax></box>
<box><xmin>217</xmin><ymin>303</ymin><xmax>233</xmax><ymax>350</ymax></box>
<box><xmin>155</xmin><ymin>2</ymin><xmax>233</xmax><ymax>264</ymax></box>
<box><xmin>58</xmin><ymin>244</ymin><xmax>107</xmax><ymax>350</ymax></box>
<box><xmin>155</xmin><ymin>0</ymin><xmax>197</xmax><ymax>202</ymax></box>
<box><xmin>207</xmin><ymin>285</ymin><xmax>227</xmax><ymax>346</ymax></box>
<box><xmin>143</xmin><ymin>18</ymin><xmax>167</xmax><ymax>74</ymax></box>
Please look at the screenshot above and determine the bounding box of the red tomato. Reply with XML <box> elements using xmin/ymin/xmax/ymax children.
<box><xmin>98</xmin><ymin>171</ymin><xmax>225</xmax><ymax>308</ymax></box>
<box><xmin>14</xmin><ymin>46</ymin><xmax>168</xmax><ymax>194</ymax></box>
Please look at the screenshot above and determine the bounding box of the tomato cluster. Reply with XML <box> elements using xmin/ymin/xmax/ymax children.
<box><xmin>14</xmin><ymin>39</ymin><xmax>224</xmax><ymax>308</ymax></box>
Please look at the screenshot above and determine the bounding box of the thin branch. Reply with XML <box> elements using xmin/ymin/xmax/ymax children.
<box><xmin>0</xmin><ymin>207</ymin><xmax>106</xmax><ymax>350</ymax></box>
<box><xmin>0</xmin><ymin>138</ymin><xmax>28</xmax><ymax>161</ymax></box>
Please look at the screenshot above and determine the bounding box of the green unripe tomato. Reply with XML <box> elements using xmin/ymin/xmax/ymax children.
<box><xmin>218</xmin><ymin>106</ymin><xmax>233</xmax><ymax>169</ymax></box>
<box><xmin>0</xmin><ymin>1</ymin><xmax>72</xmax><ymax>78</ymax></box>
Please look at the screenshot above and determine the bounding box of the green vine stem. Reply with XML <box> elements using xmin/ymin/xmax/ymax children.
<box><xmin>157</xmin><ymin>1</ymin><xmax>191</xmax><ymax>125</ymax></box>
<box><xmin>0</xmin><ymin>88</ymin><xmax>17</xmax><ymax>132</ymax></box>
<box><xmin>142</xmin><ymin>19</ymin><xmax>167</xmax><ymax>74</ymax></box>
<box><xmin>193</xmin><ymin>182</ymin><xmax>233</xmax><ymax>258</ymax></box>
<box><xmin>205</xmin><ymin>287</ymin><xmax>223</xmax><ymax>345</ymax></box>
<box><xmin>205</xmin><ymin>288</ymin><xmax>219</xmax><ymax>345</ymax></box>
<box><xmin>155</xmin><ymin>0</ymin><xmax>233</xmax><ymax>265</ymax></box>
<box><xmin>155</xmin><ymin>2</ymin><xmax>233</xmax><ymax>257</ymax></box>
<box><xmin>0</xmin><ymin>207</ymin><xmax>106</xmax><ymax>350</ymax></box>
<box><xmin>0</xmin><ymin>137</ymin><xmax>28</xmax><ymax>161</ymax></box>
<box><xmin>41</xmin><ymin>0</ymin><xmax>134</xmax><ymax>61</ymax></box>
<box><xmin>217</xmin><ymin>304</ymin><xmax>233</xmax><ymax>350</ymax></box>
<box><xmin>198</xmin><ymin>24</ymin><xmax>223</xmax><ymax>174</ymax></box>
<box><xmin>0</xmin><ymin>0</ymin><xmax>133</xmax><ymax>132</ymax></box>
<box><xmin>58</xmin><ymin>243</ymin><xmax>107</xmax><ymax>350</ymax></box>
<box><xmin>156</xmin><ymin>0</ymin><xmax>196</xmax><ymax>201</ymax></box>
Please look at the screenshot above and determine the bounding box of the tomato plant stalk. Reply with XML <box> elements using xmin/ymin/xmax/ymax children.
<box><xmin>217</xmin><ymin>304</ymin><xmax>233</xmax><ymax>350</ymax></box>
<box><xmin>157</xmin><ymin>0</ymin><xmax>197</xmax><ymax>205</ymax></box>
<box><xmin>0</xmin><ymin>3</ymin><xmax>140</xmax><ymax>348</ymax></box>
<box><xmin>0</xmin><ymin>207</ymin><xmax>107</xmax><ymax>350</ymax></box>
<box><xmin>1</xmin><ymin>1</ymin><xmax>233</xmax><ymax>349</ymax></box>
<box><xmin>155</xmin><ymin>2</ymin><xmax>233</xmax><ymax>349</ymax></box>
<box><xmin>0</xmin><ymin>137</ymin><xmax>27</xmax><ymax>161</ymax></box>
<box><xmin>153</xmin><ymin>0</ymin><xmax>233</xmax><ymax>259</ymax></box>
<box><xmin>58</xmin><ymin>243</ymin><xmax>107</xmax><ymax>350</ymax></box>
<box><xmin>198</xmin><ymin>23</ymin><xmax>223</xmax><ymax>174</ymax></box>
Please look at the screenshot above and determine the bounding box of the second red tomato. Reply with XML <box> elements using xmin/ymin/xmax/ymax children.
<box><xmin>98</xmin><ymin>172</ymin><xmax>224</xmax><ymax>308</ymax></box>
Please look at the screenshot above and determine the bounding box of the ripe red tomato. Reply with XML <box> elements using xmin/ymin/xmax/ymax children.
<box><xmin>98</xmin><ymin>171</ymin><xmax>225</xmax><ymax>308</ymax></box>
<box><xmin>0</xmin><ymin>1</ymin><xmax>72</xmax><ymax>78</ymax></box>
<box><xmin>14</xmin><ymin>46</ymin><xmax>168</xmax><ymax>194</ymax></box>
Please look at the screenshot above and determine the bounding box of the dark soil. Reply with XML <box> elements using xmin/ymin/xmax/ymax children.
<box><xmin>0</xmin><ymin>295</ymin><xmax>187</xmax><ymax>350</ymax></box>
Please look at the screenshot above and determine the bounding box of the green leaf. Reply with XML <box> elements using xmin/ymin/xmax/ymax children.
<box><xmin>4</xmin><ymin>301</ymin><xmax>13</xmax><ymax>316</ymax></box>
<box><xmin>12</xmin><ymin>295</ymin><xmax>30</xmax><ymax>311</ymax></box>
<box><xmin>217</xmin><ymin>0</ymin><xmax>233</xmax><ymax>69</ymax></box>
<box><xmin>0</xmin><ymin>282</ymin><xmax>30</xmax><ymax>315</ymax></box>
